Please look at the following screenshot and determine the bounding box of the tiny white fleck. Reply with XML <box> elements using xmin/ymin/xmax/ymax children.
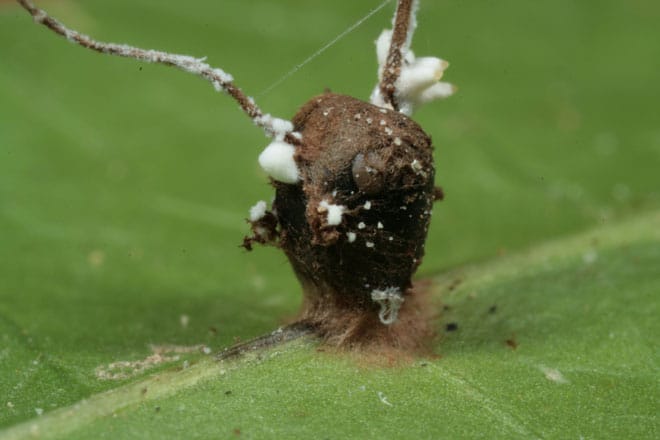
<box><xmin>358</xmin><ymin>222</ymin><xmax>366</xmax><ymax>229</ymax></box>
<box><xmin>249</xmin><ymin>200</ymin><xmax>267</xmax><ymax>222</ymax></box>
<box><xmin>354</xmin><ymin>113</ymin><xmax>362</xmax><ymax>120</ymax></box>
<box><xmin>379</xmin><ymin>108</ymin><xmax>388</xmax><ymax>114</ymax></box>
<box><xmin>385</xmin><ymin>127</ymin><xmax>393</xmax><ymax>135</ymax></box>
<box><xmin>540</xmin><ymin>366</ymin><xmax>569</xmax><ymax>384</ymax></box>
<box><xmin>366</xmin><ymin>241</ymin><xmax>375</xmax><ymax>248</ymax></box>
<box><xmin>394</xmin><ymin>137</ymin><xmax>402</xmax><ymax>146</ymax></box>
<box><xmin>318</xmin><ymin>200</ymin><xmax>346</xmax><ymax>226</ymax></box>
<box><xmin>347</xmin><ymin>232</ymin><xmax>356</xmax><ymax>243</ymax></box>
<box><xmin>202</xmin><ymin>346</ymin><xmax>212</xmax><ymax>355</ymax></box>
<box><xmin>377</xmin><ymin>222</ymin><xmax>384</xmax><ymax>229</ymax></box>
<box><xmin>364</xmin><ymin>201</ymin><xmax>372</xmax><ymax>210</ymax></box>
<box><xmin>389</xmin><ymin>236</ymin><xmax>394</xmax><ymax>241</ymax></box>
<box><xmin>7</xmin><ymin>402</ymin><xmax>14</xmax><ymax>409</ymax></box>
<box><xmin>180</xmin><ymin>314</ymin><xmax>190</xmax><ymax>329</ymax></box>
<box><xmin>366</xmin><ymin>118</ymin><xmax>373</xmax><ymax>124</ymax></box>
<box><xmin>377</xmin><ymin>392</ymin><xmax>393</xmax><ymax>406</ymax></box>
<box><xmin>35</xmin><ymin>408</ymin><xmax>44</xmax><ymax>416</ymax></box>
<box><xmin>400</xmin><ymin>206</ymin><xmax>407</xmax><ymax>210</ymax></box>
<box><xmin>380</xmin><ymin>119</ymin><xmax>387</xmax><ymax>126</ymax></box>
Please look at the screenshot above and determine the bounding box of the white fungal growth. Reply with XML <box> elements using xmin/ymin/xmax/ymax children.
<box><xmin>318</xmin><ymin>200</ymin><xmax>346</xmax><ymax>226</ymax></box>
<box><xmin>254</xmin><ymin>114</ymin><xmax>296</xmax><ymax>141</ymax></box>
<box><xmin>347</xmin><ymin>232</ymin><xmax>357</xmax><ymax>243</ymax></box>
<box><xmin>371</xmin><ymin>287</ymin><xmax>404</xmax><ymax>325</ymax></box>
<box><xmin>370</xmin><ymin>22</ymin><xmax>455</xmax><ymax>115</ymax></box>
<box><xmin>364</xmin><ymin>201</ymin><xmax>372</xmax><ymax>210</ymax></box>
<box><xmin>365</xmin><ymin>241</ymin><xmax>375</xmax><ymax>248</ymax></box>
<box><xmin>249</xmin><ymin>200</ymin><xmax>268</xmax><ymax>222</ymax></box>
<box><xmin>358</xmin><ymin>222</ymin><xmax>366</xmax><ymax>229</ymax></box>
<box><xmin>377</xmin><ymin>221</ymin><xmax>384</xmax><ymax>229</ymax></box>
<box><xmin>258</xmin><ymin>140</ymin><xmax>300</xmax><ymax>184</ymax></box>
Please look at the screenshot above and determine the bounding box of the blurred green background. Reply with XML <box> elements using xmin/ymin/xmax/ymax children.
<box><xmin>1</xmin><ymin>0</ymin><xmax>659</xmax><ymax>434</ymax></box>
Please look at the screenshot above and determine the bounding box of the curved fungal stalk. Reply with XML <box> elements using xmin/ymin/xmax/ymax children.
<box><xmin>15</xmin><ymin>0</ymin><xmax>301</xmax><ymax>148</ymax></box>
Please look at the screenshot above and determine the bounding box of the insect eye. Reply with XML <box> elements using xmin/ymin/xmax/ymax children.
<box><xmin>351</xmin><ymin>151</ymin><xmax>386</xmax><ymax>195</ymax></box>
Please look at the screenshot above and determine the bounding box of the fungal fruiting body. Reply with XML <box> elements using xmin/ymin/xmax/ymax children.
<box><xmin>248</xmin><ymin>93</ymin><xmax>438</xmax><ymax>348</ymax></box>
<box><xmin>18</xmin><ymin>0</ymin><xmax>453</xmax><ymax>350</ymax></box>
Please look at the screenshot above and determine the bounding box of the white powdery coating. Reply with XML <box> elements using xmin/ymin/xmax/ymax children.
<box><xmin>414</xmin><ymin>82</ymin><xmax>456</xmax><ymax>104</ymax></box>
<box><xmin>371</xmin><ymin>287</ymin><xmax>404</xmax><ymax>325</ymax></box>
<box><xmin>249</xmin><ymin>200</ymin><xmax>268</xmax><ymax>222</ymax></box>
<box><xmin>258</xmin><ymin>141</ymin><xmax>300</xmax><ymax>184</ymax></box>
<box><xmin>370</xmin><ymin>26</ymin><xmax>455</xmax><ymax>115</ymax></box>
<box><xmin>319</xmin><ymin>200</ymin><xmax>346</xmax><ymax>226</ymax></box>
<box><xmin>254</xmin><ymin>114</ymin><xmax>295</xmax><ymax>141</ymax></box>
<box><xmin>375</xmin><ymin>29</ymin><xmax>393</xmax><ymax>67</ymax></box>
<box><xmin>397</xmin><ymin>57</ymin><xmax>448</xmax><ymax>95</ymax></box>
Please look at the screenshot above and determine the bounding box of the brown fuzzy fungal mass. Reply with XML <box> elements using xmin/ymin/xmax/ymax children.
<box><xmin>248</xmin><ymin>93</ymin><xmax>437</xmax><ymax>350</ymax></box>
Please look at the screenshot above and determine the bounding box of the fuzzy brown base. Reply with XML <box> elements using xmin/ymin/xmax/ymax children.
<box><xmin>297</xmin><ymin>280</ymin><xmax>436</xmax><ymax>356</ymax></box>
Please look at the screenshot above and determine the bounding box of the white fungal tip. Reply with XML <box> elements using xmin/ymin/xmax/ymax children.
<box><xmin>318</xmin><ymin>200</ymin><xmax>346</xmax><ymax>226</ymax></box>
<box><xmin>358</xmin><ymin>222</ymin><xmax>366</xmax><ymax>230</ymax></box>
<box><xmin>249</xmin><ymin>200</ymin><xmax>267</xmax><ymax>222</ymax></box>
<box><xmin>364</xmin><ymin>201</ymin><xmax>372</xmax><ymax>210</ymax></box>
<box><xmin>370</xmin><ymin>25</ymin><xmax>454</xmax><ymax>115</ymax></box>
<box><xmin>371</xmin><ymin>287</ymin><xmax>404</xmax><ymax>325</ymax></box>
<box><xmin>347</xmin><ymin>232</ymin><xmax>357</xmax><ymax>243</ymax></box>
<box><xmin>258</xmin><ymin>140</ymin><xmax>300</xmax><ymax>184</ymax></box>
<box><xmin>398</xmin><ymin>57</ymin><xmax>448</xmax><ymax>94</ymax></box>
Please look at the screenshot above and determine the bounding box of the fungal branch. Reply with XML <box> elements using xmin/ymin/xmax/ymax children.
<box><xmin>371</xmin><ymin>0</ymin><xmax>455</xmax><ymax>115</ymax></box>
<box><xmin>15</xmin><ymin>0</ymin><xmax>301</xmax><ymax>148</ymax></box>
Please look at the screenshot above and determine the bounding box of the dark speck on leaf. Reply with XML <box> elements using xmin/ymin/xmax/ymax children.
<box><xmin>488</xmin><ymin>305</ymin><xmax>497</xmax><ymax>314</ymax></box>
<box><xmin>506</xmin><ymin>337</ymin><xmax>518</xmax><ymax>350</ymax></box>
<box><xmin>446</xmin><ymin>322</ymin><xmax>458</xmax><ymax>332</ymax></box>
<box><xmin>225</xmin><ymin>390</ymin><xmax>232</xmax><ymax>396</ymax></box>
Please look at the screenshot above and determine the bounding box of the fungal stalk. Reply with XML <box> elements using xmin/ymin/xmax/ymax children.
<box><xmin>15</xmin><ymin>0</ymin><xmax>301</xmax><ymax>182</ymax></box>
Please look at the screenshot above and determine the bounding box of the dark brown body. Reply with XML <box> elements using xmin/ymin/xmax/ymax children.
<box><xmin>267</xmin><ymin>94</ymin><xmax>436</xmax><ymax>346</ymax></box>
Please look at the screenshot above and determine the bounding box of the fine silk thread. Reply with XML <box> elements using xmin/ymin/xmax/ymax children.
<box><xmin>257</xmin><ymin>0</ymin><xmax>393</xmax><ymax>97</ymax></box>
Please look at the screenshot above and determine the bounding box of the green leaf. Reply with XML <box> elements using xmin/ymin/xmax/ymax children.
<box><xmin>2</xmin><ymin>211</ymin><xmax>659</xmax><ymax>439</ymax></box>
<box><xmin>1</xmin><ymin>0</ymin><xmax>659</xmax><ymax>438</ymax></box>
